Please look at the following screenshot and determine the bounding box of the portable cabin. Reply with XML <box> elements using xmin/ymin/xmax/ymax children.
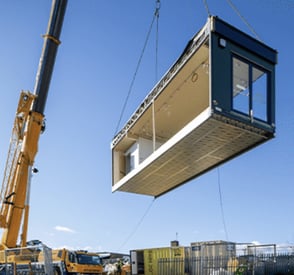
<box><xmin>111</xmin><ymin>16</ymin><xmax>278</xmax><ymax>197</ymax></box>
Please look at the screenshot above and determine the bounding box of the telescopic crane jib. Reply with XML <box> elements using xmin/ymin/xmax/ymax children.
<box><xmin>0</xmin><ymin>0</ymin><xmax>67</xmax><ymax>250</ymax></box>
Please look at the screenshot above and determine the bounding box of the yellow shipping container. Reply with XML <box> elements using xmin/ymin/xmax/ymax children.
<box><xmin>132</xmin><ymin>246</ymin><xmax>186</xmax><ymax>275</ymax></box>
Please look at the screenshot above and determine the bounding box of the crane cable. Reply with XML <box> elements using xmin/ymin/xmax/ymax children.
<box><xmin>203</xmin><ymin>0</ymin><xmax>211</xmax><ymax>17</ymax></box>
<box><xmin>202</xmin><ymin>0</ymin><xmax>259</xmax><ymax>241</ymax></box>
<box><xmin>117</xmin><ymin>198</ymin><xmax>155</xmax><ymax>251</ymax></box>
<box><xmin>155</xmin><ymin>0</ymin><xmax>160</xmax><ymax>82</ymax></box>
<box><xmin>226</xmin><ymin>0</ymin><xmax>261</xmax><ymax>41</ymax></box>
<box><xmin>116</xmin><ymin>1</ymin><xmax>160</xmax><ymax>250</ymax></box>
<box><xmin>217</xmin><ymin>167</ymin><xmax>229</xmax><ymax>241</ymax></box>
<box><xmin>153</xmin><ymin>0</ymin><xmax>160</xmax><ymax>152</ymax></box>
<box><xmin>203</xmin><ymin>0</ymin><xmax>261</xmax><ymax>41</ymax></box>
<box><xmin>114</xmin><ymin>1</ymin><xmax>161</xmax><ymax>136</ymax></box>
<box><xmin>201</xmin><ymin>0</ymin><xmax>233</xmax><ymax>241</ymax></box>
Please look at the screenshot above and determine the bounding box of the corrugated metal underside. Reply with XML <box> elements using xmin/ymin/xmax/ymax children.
<box><xmin>112</xmin><ymin>113</ymin><xmax>273</xmax><ymax>197</ymax></box>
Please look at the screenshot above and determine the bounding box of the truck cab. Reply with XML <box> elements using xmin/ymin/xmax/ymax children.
<box><xmin>52</xmin><ymin>249</ymin><xmax>104</xmax><ymax>274</ymax></box>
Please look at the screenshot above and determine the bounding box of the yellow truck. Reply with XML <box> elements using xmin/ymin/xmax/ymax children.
<box><xmin>51</xmin><ymin>249</ymin><xmax>104</xmax><ymax>274</ymax></box>
<box><xmin>0</xmin><ymin>243</ymin><xmax>53</xmax><ymax>274</ymax></box>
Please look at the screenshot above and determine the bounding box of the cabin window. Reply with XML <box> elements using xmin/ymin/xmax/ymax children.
<box><xmin>252</xmin><ymin>66</ymin><xmax>268</xmax><ymax>121</ymax></box>
<box><xmin>232</xmin><ymin>56</ymin><xmax>269</xmax><ymax>122</ymax></box>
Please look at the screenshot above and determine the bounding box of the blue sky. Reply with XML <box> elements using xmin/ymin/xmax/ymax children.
<box><xmin>0</xmin><ymin>1</ymin><xmax>293</xmax><ymax>254</ymax></box>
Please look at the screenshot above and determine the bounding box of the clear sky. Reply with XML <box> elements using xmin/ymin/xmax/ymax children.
<box><xmin>0</xmin><ymin>1</ymin><xmax>293</xmax><ymax>254</ymax></box>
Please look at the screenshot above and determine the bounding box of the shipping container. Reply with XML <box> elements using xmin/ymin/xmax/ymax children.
<box><xmin>111</xmin><ymin>16</ymin><xmax>278</xmax><ymax>197</ymax></box>
<box><xmin>190</xmin><ymin>240</ymin><xmax>236</xmax><ymax>258</ymax></box>
<box><xmin>130</xmin><ymin>246</ymin><xmax>188</xmax><ymax>275</ymax></box>
<box><xmin>190</xmin><ymin>240</ymin><xmax>236</xmax><ymax>274</ymax></box>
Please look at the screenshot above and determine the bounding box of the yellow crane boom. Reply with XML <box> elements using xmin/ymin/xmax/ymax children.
<box><xmin>0</xmin><ymin>0</ymin><xmax>67</xmax><ymax>249</ymax></box>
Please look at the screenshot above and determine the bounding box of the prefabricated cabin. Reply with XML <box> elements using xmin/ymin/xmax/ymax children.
<box><xmin>111</xmin><ymin>16</ymin><xmax>278</xmax><ymax>197</ymax></box>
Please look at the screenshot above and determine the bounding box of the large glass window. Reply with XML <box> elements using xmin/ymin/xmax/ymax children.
<box><xmin>233</xmin><ymin>58</ymin><xmax>249</xmax><ymax>115</ymax></box>
<box><xmin>232</xmin><ymin>56</ymin><xmax>268</xmax><ymax>122</ymax></box>
<box><xmin>252</xmin><ymin>67</ymin><xmax>267</xmax><ymax>121</ymax></box>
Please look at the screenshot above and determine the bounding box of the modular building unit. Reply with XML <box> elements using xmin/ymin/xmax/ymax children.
<box><xmin>111</xmin><ymin>16</ymin><xmax>277</xmax><ymax>197</ymax></box>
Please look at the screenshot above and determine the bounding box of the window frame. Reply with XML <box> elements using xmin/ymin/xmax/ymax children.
<box><xmin>231</xmin><ymin>53</ymin><xmax>271</xmax><ymax>124</ymax></box>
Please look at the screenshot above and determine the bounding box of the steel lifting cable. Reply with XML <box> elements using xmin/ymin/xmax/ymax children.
<box><xmin>203</xmin><ymin>0</ymin><xmax>261</xmax><ymax>41</ymax></box>
<box><xmin>114</xmin><ymin>1</ymin><xmax>161</xmax><ymax>136</ymax></box>
<box><xmin>226</xmin><ymin>0</ymin><xmax>262</xmax><ymax>41</ymax></box>
<box><xmin>201</xmin><ymin>0</ymin><xmax>230</xmax><ymax>242</ymax></box>
<box><xmin>116</xmin><ymin>1</ymin><xmax>160</xmax><ymax>250</ymax></box>
<box><xmin>203</xmin><ymin>0</ymin><xmax>211</xmax><ymax>17</ymax></box>
<box><xmin>152</xmin><ymin>0</ymin><xmax>160</xmax><ymax>152</ymax></box>
<box><xmin>117</xmin><ymin>198</ymin><xmax>155</xmax><ymax>251</ymax></box>
<box><xmin>217</xmin><ymin>167</ymin><xmax>229</xmax><ymax>241</ymax></box>
<box><xmin>155</xmin><ymin>0</ymin><xmax>160</xmax><ymax>82</ymax></box>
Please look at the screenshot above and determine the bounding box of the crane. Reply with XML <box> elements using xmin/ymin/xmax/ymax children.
<box><xmin>0</xmin><ymin>0</ymin><xmax>67</xmax><ymax>250</ymax></box>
